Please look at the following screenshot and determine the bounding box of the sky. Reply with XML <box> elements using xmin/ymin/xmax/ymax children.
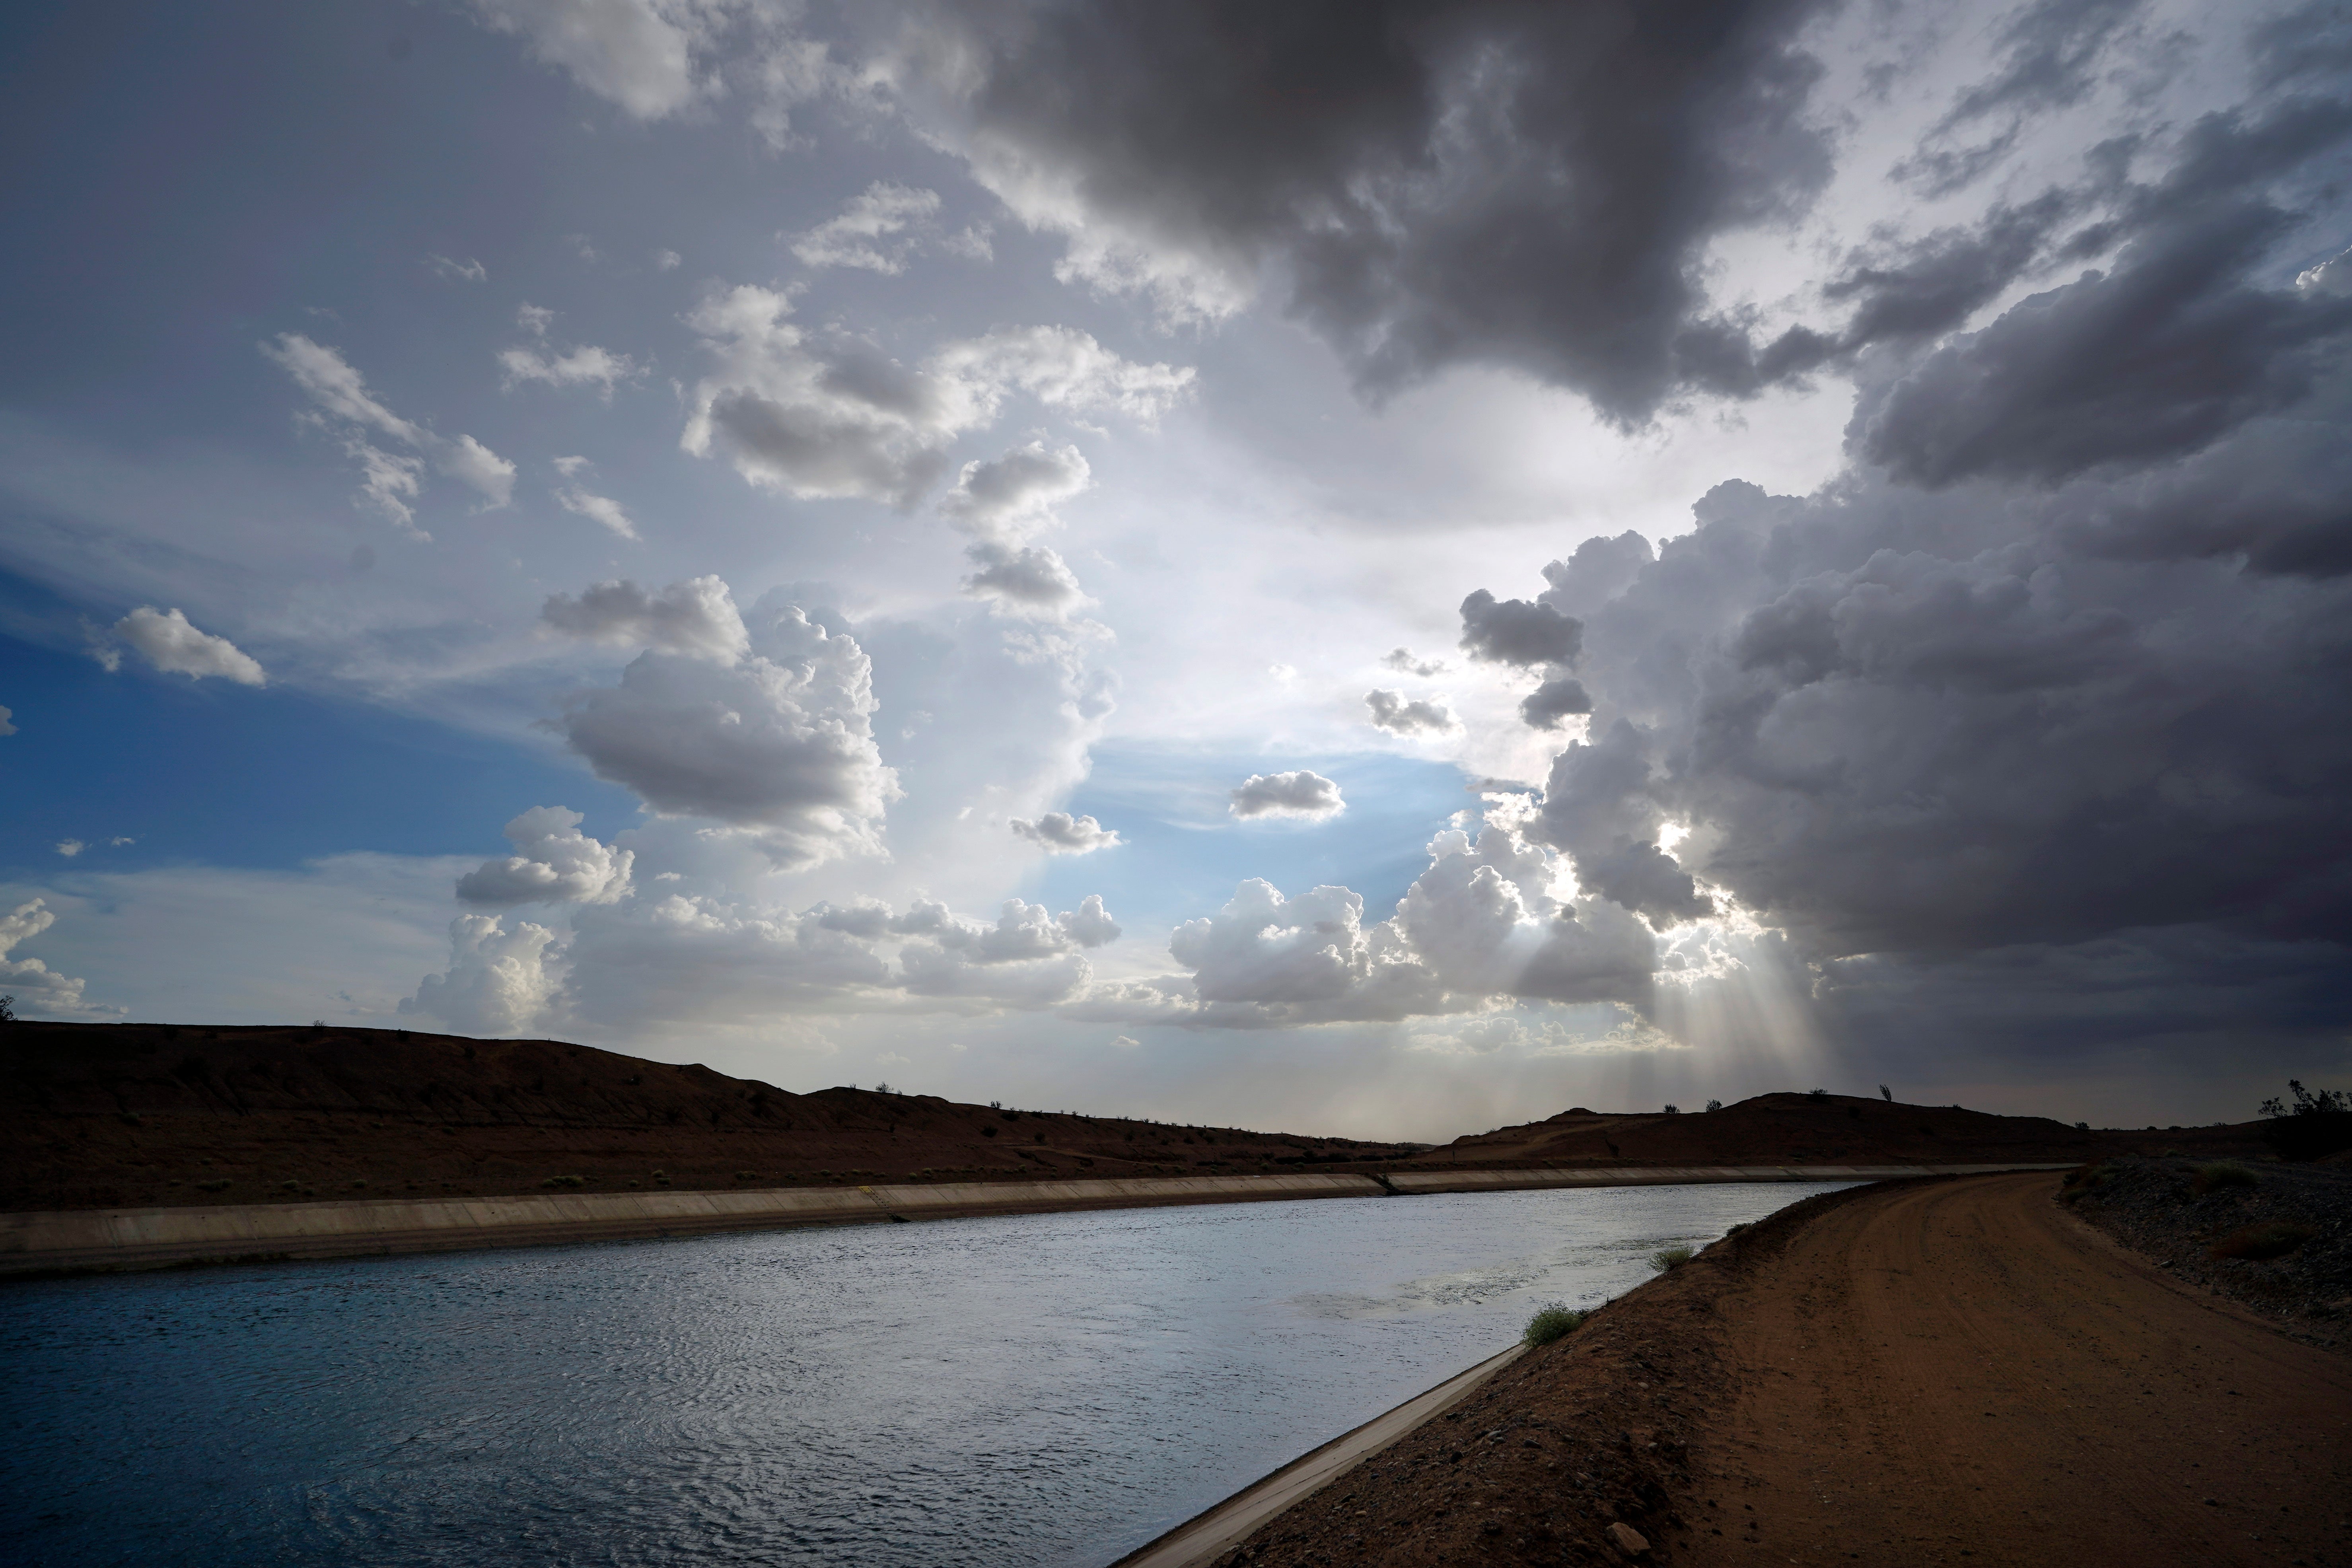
<box><xmin>3</xmin><ymin>0</ymin><xmax>2348</xmax><ymax>1138</ymax></box>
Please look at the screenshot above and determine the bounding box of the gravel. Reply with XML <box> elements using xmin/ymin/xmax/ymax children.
<box><xmin>2060</xmin><ymin>1154</ymin><xmax>2352</xmax><ymax>1348</ymax></box>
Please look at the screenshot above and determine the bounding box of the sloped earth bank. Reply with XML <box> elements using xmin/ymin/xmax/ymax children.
<box><xmin>1207</xmin><ymin>1173</ymin><xmax>2352</xmax><ymax>1568</ymax></box>
<box><xmin>2061</xmin><ymin>1156</ymin><xmax>2352</xmax><ymax>1347</ymax></box>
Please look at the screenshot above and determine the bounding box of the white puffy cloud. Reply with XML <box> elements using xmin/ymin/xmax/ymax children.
<box><xmin>681</xmin><ymin>286</ymin><xmax>1191</xmax><ymax>507</ymax></box>
<box><xmin>0</xmin><ymin>704</ymin><xmax>14</xmax><ymax>736</ymax></box>
<box><xmin>455</xmin><ymin>806</ymin><xmax>633</xmax><ymax>907</ymax></box>
<box><xmin>1228</xmin><ymin>769</ymin><xmax>1345</xmax><ymax>821</ymax></box>
<box><xmin>1058</xmin><ymin>893</ymin><xmax>1121</xmax><ymax>948</ymax></box>
<box><xmin>263</xmin><ymin>334</ymin><xmax>516</xmax><ymax>521</ymax></box>
<box><xmin>2297</xmin><ymin>246</ymin><xmax>2352</xmax><ymax>298</ymax></box>
<box><xmin>109</xmin><ymin>607</ymin><xmax>267</xmax><ymax>685</ymax></box>
<box><xmin>1010</xmin><ymin>811</ymin><xmax>1121</xmax><ymax>854</ymax></box>
<box><xmin>558</xmin><ymin>603</ymin><xmax>899</xmax><ymax>866</ymax></box>
<box><xmin>961</xmin><ymin>541</ymin><xmax>1087</xmax><ymax>618</ymax></box>
<box><xmin>791</xmin><ymin>181</ymin><xmax>941</xmax><ymax>273</ymax></box>
<box><xmin>440</xmin><ymin>433</ymin><xmax>516</xmax><ymax>508</ymax></box>
<box><xmin>55</xmin><ymin>840</ymin><xmax>85</xmax><ymax>858</ymax></box>
<box><xmin>0</xmin><ymin>899</ymin><xmax>92</xmax><ymax>1016</ymax></box>
<box><xmin>542</xmin><ymin>576</ymin><xmax>749</xmax><ymax>661</ymax></box>
<box><xmin>939</xmin><ymin>441</ymin><xmax>1091</xmax><ymax>542</ymax></box>
<box><xmin>1365</xmin><ymin>688</ymin><xmax>1458</xmax><ymax>735</ymax></box>
<box><xmin>401</xmin><ymin>913</ymin><xmax>562</xmax><ymax>1035</ymax></box>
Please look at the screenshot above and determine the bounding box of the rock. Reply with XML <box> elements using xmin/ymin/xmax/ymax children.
<box><xmin>1607</xmin><ymin>1520</ymin><xmax>1651</xmax><ymax>1556</ymax></box>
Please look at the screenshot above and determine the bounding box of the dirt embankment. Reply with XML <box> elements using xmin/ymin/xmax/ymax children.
<box><xmin>2061</xmin><ymin>1154</ymin><xmax>2352</xmax><ymax>1346</ymax></box>
<box><xmin>1435</xmin><ymin>1093</ymin><xmax>2264</xmax><ymax>1170</ymax></box>
<box><xmin>4</xmin><ymin>1022</ymin><xmax>2256</xmax><ymax>1213</ymax></box>
<box><xmin>0</xmin><ymin>1023</ymin><xmax>1411</xmax><ymax>1212</ymax></box>
<box><xmin>1218</xmin><ymin>1173</ymin><xmax>2352</xmax><ymax>1568</ymax></box>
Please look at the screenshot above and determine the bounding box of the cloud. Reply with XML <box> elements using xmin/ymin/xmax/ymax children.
<box><xmin>264</xmin><ymin>334</ymin><xmax>516</xmax><ymax>521</ymax></box>
<box><xmin>905</xmin><ymin>0</ymin><xmax>1841</xmax><ymax>417</ymax></box>
<box><xmin>1228</xmin><ymin>770</ymin><xmax>1345</xmax><ymax>821</ymax></box>
<box><xmin>683</xmin><ymin>288</ymin><xmax>1193</xmax><ymax>507</ymax></box>
<box><xmin>791</xmin><ymin>182</ymin><xmax>942</xmax><ymax>273</ymax></box>
<box><xmin>2300</xmin><ymin>245</ymin><xmax>2352</xmax><ymax>297</ymax></box>
<box><xmin>541</xmin><ymin>576</ymin><xmax>749</xmax><ymax>662</ymax></box>
<box><xmin>555</xmin><ymin>486</ymin><xmax>639</xmax><ymax>539</ymax></box>
<box><xmin>1365</xmin><ymin>688</ymin><xmax>1458</xmax><ymax>735</ymax></box>
<box><xmin>0</xmin><ymin>704</ymin><xmax>14</xmax><ymax>736</ymax></box>
<box><xmin>455</xmin><ymin>806</ymin><xmax>633</xmax><ymax>907</ymax></box>
<box><xmin>425</xmin><ymin>254</ymin><xmax>487</xmax><ymax>283</ymax></box>
<box><xmin>56</xmin><ymin>840</ymin><xmax>85</xmax><ymax>858</ymax></box>
<box><xmin>1458</xmin><ymin>588</ymin><xmax>1583</xmax><ymax>668</ymax></box>
<box><xmin>1010</xmin><ymin>811</ymin><xmax>1121</xmax><ymax>854</ymax></box>
<box><xmin>440</xmin><ymin>434</ymin><xmax>516</xmax><ymax>508</ymax></box>
<box><xmin>557</xmin><ymin>603</ymin><xmax>900</xmax><ymax>866</ymax></box>
<box><xmin>461</xmin><ymin>0</ymin><xmax>833</xmax><ymax>141</ymax></box>
<box><xmin>1058</xmin><ymin>893</ymin><xmax>1121</xmax><ymax>948</ymax></box>
<box><xmin>1383</xmin><ymin>648</ymin><xmax>1446</xmax><ymax>677</ymax></box>
<box><xmin>0</xmin><ymin>899</ymin><xmax>92</xmax><ymax>1016</ymax></box>
<box><xmin>499</xmin><ymin>342</ymin><xmax>640</xmax><ymax>396</ymax></box>
<box><xmin>401</xmin><ymin>913</ymin><xmax>561</xmax><ymax>1035</ymax></box>
<box><xmin>107</xmin><ymin>607</ymin><xmax>267</xmax><ymax>685</ymax></box>
<box><xmin>1518</xmin><ymin>676</ymin><xmax>1592</xmax><ymax>731</ymax></box>
<box><xmin>939</xmin><ymin>441</ymin><xmax>1091</xmax><ymax>541</ymax></box>
<box><xmin>961</xmin><ymin>541</ymin><xmax>1087</xmax><ymax>618</ymax></box>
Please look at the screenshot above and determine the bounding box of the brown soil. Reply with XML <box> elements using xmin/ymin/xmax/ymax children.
<box><xmin>2</xmin><ymin>1021</ymin><xmax>2262</xmax><ymax>1213</ymax></box>
<box><xmin>1435</xmin><ymin>1093</ymin><xmax>2263</xmax><ymax>1169</ymax></box>
<box><xmin>1218</xmin><ymin>1173</ymin><xmax>2352</xmax><ymax>1568</ymax></box>
<box><xmin>0</xmin><ymin>1022</ymin><xmax>1413</xmax><ymax>1211</ymax></box>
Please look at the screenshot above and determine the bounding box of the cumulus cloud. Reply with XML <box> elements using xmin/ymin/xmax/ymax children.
<box><xmin>681</xmin><ymin>286</ymin><xmax>1192</xmax><ymax>509</ymax></box>
<box><xmin>902</xmin><ymin>0</ymin><xmax>1843</xmax><ymax>415</ymax></box>
<box><xmin>106</xmin><ymin>607</ymin><xmax>267</xmax><ymax>685</ymax></box>
<box><xmin>1010</xmin><ymin>811</ymin><xmax>1121</xmax><ymax>854</ymax></box>
<box><xmin>791</xmin><ymin>181</ymin><xmax>942</xmax><ymax>273</ymax></box>
<box><xmin>961</xmin><ymin>541</ymin><xmax>1087</xmax><ymax>618</ymax></box>
<box><xmin>401</xmin><ymin>913</ymin><xmax>562</xmax><ymax>1035</ymax></box>
<box><xmin>0</xmin><ymin>704</ymin><xmax>14</xmax><ymax>736</ymax></box>
<box><xmin>55</xmin><ymin>840</ymin><xmax>85</xmax><ymax>858</ymax></box>
<box><xmin>939</xmin><ymin>441</ymin><xmax>1091</xmax><ymax>541</ymax></box>
<box><xmin>263</xmin><ymin>334</ymin><xmax>516</xmax><ymax>522</ymax></box>
<box><xmin>1458</xmin><ymin>589</ymin><xmax>1582</xmax><ymax>667</ymax></box>
<box><xmin>541</xmin><ymin>576</ymin><xmax>749</xmax><ymax>662</ymax></box>
<box><xmin>455</xmin><ymin>806</ymin><xmax>633</xmax><ymax>907</ymax></box>
<box><xmin>1228</xmin><ymin>770</ymin><xmax>1345</xmax><ymax>821</ymax></box>
<box><xmin>558</xmin><ymin>602</ymin><xmax>900</xmax><ymax>866</ymax></box>
<box><xmin>0</xmin><ymin>899</ymin><xmax>92</xmax><ymax>1016</ymax></box>
<box><xmin>1383</xmin><ymin>648</ymin><xmax>1446</xmax><ymax>677</ymax></box>
<box><xmin>1365</xmin><ymin>688</ymin><xmax>1458</xmax><ymax>736</ymax></box>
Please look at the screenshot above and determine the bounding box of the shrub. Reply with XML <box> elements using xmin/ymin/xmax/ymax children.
<box><xmin>2210</xmin><ymin>1222</ymin><xmax>2317</xmax><ymax>1261</ymax></box>
<box><xmin>541</xmin><ymin>1174</ymin><xmax>586</xmax><ymax>1189</ymax></box>
<box><xmin>1806</xmin><ymin>1088</ymin><xmax>1829</xmax><ymax>1101</ymax></box>
<box><xmin>1524</xmin><ymin>1303</ymin><xmax>1587</xmax><ymax>1345</ymax></box>
<box><xmin>2258</xmin><ymin>1080</ymin><xmax>2352</xmax><ymax>1161</ymax></box>
<box><xmin>1661</xmin><ymin>1103</ymin><xmax>1680</xmax><ymax>1114</ymax></box>
<box><xmin>2191</xmin><ymin>1161</ymin><xmax>2257</xmax><ymax>1195</ymax></box>
<box><xmin>1704</xmin><ymin>1099</ymin><xmax>1722</xmax><ymax>1112</ymax></box>
<box><xmin>1650</xmin><ymin>1245</ymin><xmax>1696</xmax><ymax>1272</ymax></box>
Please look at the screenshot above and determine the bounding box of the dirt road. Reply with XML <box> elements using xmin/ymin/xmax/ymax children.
<box><xmin>1681</xmin><ymin>1171</ymin><xmax>2352</xmax><ymax>1567</ymax></box>
<box><xmin>1209</xmin><ymin>1172</ymin><xmax>2349</xmax><ymax>1568</ymax></box>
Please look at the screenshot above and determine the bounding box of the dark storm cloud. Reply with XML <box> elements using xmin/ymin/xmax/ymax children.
<box><xmin>1457</xmin><ymin>589</ymin><xmax>1583</xmax><ymax>667</ymax></box>
<box><xmin>1854</xmin><ymin>99</ymin><xmax>2352</xmax><ymax>487</ymax></box>
<box><xmin>1518</xmin><ymin>676</ymin><xmax>1593</xmax><ymax>731</ymax></box>
<box><xmin>1895</xmin><ymin>0</ymin><xmax>2146</xmax><ymax>196</ymax></box>
<box><xmin>934</xmin><ymin>0</ymin><xmax>1841</xmax><ymax>422</ymax></box>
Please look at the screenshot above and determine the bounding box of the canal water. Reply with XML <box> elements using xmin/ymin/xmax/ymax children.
<box><xmin>1</xmin><ymin>1181</ymin><xmax>1848</xmax><ymax>1566</ymax></box>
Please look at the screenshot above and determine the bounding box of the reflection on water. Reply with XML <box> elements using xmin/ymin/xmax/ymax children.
<box><xmin>0</xmin><ymin>1181</ymin><xmax>1846</xmax><ymax>1567</ymax></box>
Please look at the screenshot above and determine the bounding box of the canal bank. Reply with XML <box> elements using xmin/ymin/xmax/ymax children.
<box><xmin>0</xmin><ymin>1163</ymin><xmax>2069</xmax><ymax>1278</ymax></box>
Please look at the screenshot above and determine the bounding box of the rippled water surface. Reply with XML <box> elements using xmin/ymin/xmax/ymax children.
<box><xmin>2</xmin><ymin>1182</ymin><xmax>1848</xmax><ymax>1566</ymax></box>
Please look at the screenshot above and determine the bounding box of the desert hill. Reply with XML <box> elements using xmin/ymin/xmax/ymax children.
<box><xmin>1</xmin><ymin>1021</ymin><xmax>2264</xmax><ymax>1212</ymax></box>
<box><xmin>0</xmin><ymin>1021</ymin><xmax>1414</xmax><ymax>1212</ymax></box>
